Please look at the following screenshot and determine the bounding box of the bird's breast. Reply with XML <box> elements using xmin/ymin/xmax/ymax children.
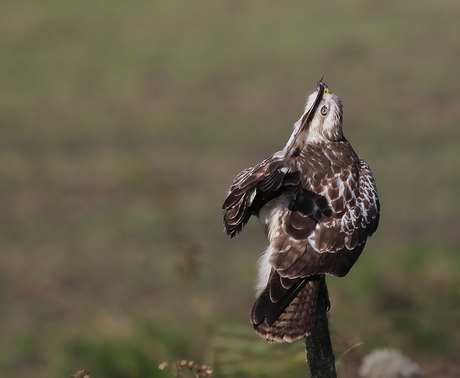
<box><xmin>258</xmin><ymin>195</ymin><xmax>291</xmax><ymax>241</ymax></box>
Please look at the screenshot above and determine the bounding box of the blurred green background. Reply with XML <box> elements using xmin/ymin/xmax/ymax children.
<box><xmin>2</xmin><ymin>0</ymin><xmax>460</xmax><ymax>377</ymax></box>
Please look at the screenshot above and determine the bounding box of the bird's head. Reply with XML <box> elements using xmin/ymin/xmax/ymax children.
<box><xmin>297</xmin><ymin>80</ymin><xmax>344</xmax><ymax>143</ymax></box>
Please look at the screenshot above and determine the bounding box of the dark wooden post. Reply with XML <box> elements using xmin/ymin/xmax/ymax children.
<box><xmin>304</xmin><ymin>275</ymin><xmax>337</xmax><ymax>378</ymax></box>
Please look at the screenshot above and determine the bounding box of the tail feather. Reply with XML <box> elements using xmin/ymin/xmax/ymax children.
<box><xmin>250</xmin><ymin>274</ymin><xmax>321</xmax><ymax>342</ymax></box>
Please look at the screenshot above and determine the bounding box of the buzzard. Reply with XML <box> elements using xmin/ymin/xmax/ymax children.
<box><xmin>222</xmin><ymin>81</ymin><xmax>380</xmax><ymax>342</ymax></box>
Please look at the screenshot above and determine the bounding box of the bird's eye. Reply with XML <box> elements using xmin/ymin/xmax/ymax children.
<box><xmin>320</xmin><ymin>106</ymin><xmax>328</xmax><ymax>116</ymax></box>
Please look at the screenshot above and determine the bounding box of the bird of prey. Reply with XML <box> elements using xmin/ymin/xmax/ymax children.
<box><xmin>222</xmin><ymin>81</ymin><xmax>380</xmax><ymax>342</ymax></box>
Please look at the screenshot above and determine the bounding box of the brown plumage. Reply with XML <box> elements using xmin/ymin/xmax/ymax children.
<box><xmin>223</xmin><ymin>81</ymin><xmax>380</xmax><ymax>342</ymax></box>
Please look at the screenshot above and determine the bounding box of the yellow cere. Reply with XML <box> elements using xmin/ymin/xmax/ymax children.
<box><xmin>324</xmin><ymin>88</ymin><xmax>331</xmax><ymax>94</ymax></box>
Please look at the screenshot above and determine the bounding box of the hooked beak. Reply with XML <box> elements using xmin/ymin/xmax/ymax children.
<box><xmin>299</xmin><ymin>80</ymin><xmax>327</xmax><ymax>129</ymax></box>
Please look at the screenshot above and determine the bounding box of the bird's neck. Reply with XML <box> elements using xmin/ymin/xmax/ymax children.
<box><xmin>283</xmin><ymin>122</ymin><xmax>328</xmax><ymax>159</ymax></box>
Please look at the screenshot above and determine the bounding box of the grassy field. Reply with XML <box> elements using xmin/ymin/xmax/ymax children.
<box><xmin>2</xmin><ymin>0</ymin><xmax>460</xmax><ymax>377</ymax></box>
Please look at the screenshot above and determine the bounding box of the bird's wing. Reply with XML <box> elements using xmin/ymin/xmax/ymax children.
<box><xmin>222</xmin><ymin>151</ymin><xmax>299</xmax><ymax>237</ymax></box>
<box><xmin>269</xmin><ymin>147</ymin><xmax>380</xmax><ymax>281</ymax></box>
<box><xmin>251</xmin><ymin>146</ymin><xmax>379</xmax><ymax>341</ymax></box>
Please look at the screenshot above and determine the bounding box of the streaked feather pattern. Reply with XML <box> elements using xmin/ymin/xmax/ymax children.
<box><xmin>222</xmin><ymin>81</ymin><xmax>380</xmax><ymax>342</ymax></box>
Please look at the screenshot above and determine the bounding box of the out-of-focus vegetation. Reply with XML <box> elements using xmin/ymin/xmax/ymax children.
<box><xmin>1</xmin><ymin>0</ymin><xmax>460</xmax><ymax>377</ymax></box>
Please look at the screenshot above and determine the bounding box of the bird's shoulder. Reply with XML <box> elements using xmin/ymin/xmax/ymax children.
<box><xmin>287</xmin><ymin>140</ymin><xmax>359</xmax><ymax>187</ymax></box>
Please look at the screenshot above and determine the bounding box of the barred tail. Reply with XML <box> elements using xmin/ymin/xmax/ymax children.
<box><xmin>250</xmin><ymin>274</ymin><xmax>321</xmax><ymax>343</ymax></box>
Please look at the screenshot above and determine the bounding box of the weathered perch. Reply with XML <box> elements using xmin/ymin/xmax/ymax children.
<box><xmin>305</xmin><ymin>276</ymin><xmax>337</xmax><ymax>378</ymax></box>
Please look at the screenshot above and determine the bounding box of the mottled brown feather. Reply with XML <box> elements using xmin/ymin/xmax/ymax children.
<box><xmin>223</xmin><ymin>82</ymin><xmax>379</xmax><ymax>342</ymax></box>
<box><xmin>251</xmin><ymin>274</ymin><xmax>321</xmax><ymax>343</ymax></box>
